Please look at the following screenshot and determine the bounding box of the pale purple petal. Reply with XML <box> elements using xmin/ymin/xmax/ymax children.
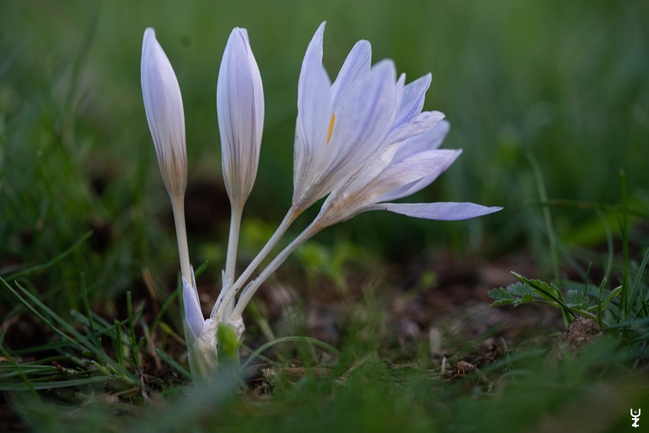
<box><xmin>141</xmin><ymin>28</ymin><xmax>187</xmax><ymax>199</ymax></box>
<box><xmin>317</xmin><ymin>149</ymin><xmax>456</xmax><ymax>227</ymax></box>
<box><xmin>294</xmin><ymin>22</ymin><xmax>333</xmax><ymax>198</ymax></box>
<box><xmin>217</xmin><ymin>27</ymin><xmax>264</xmax><ymax>206</ymax></box>
<box><xmin>325</xmin><ymin>59</ymin><xmax>398</xmax><ymax>173</ymax></box>
<box><xmin>331</xmin><ymin>40</ymin><xmax>371</xmax><ymax>110</ymax></box>
<box><xmin>373</xmin><ymin>202</ymin><xmax>502</xmax><ymax>220</ymax></box>
<box><xmin>391</xmin><ymin>120</ymin><xmax>451</xmax><ymax>163</ymax></box>
<box><xmin>376</xmin><ymin>149</ymin><xmax>461</xmax><ymax>202</ymax></box>
<box><xmin>182</xmin><ymin>277</ymin><xmax>204</xmax><ymax>345</ymax></box>
<box><xmin>384</xmin><ymin>110</ymin><xmax>445</xmax><ymax>146</ymax></box>
<box><xmin>393</xmin><ymin>73</ymin><xmax>432</xmax><ymax>128</ymax></box>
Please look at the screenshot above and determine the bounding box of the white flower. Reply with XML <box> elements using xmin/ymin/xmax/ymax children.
<box><xmin>141</xmin><ymin>28</ymin><xmax>187</xmax><ymax>200</ymax></box>
<box><xmin>291</xmin><ymin>22</ymin><xmax>444</xmax><ymax>214</ymax></box>
<box><xmin>217</xmin><ymin>28</ymin><xmax>264</xmax><ymax>210</ymax></box>
<box><xmin>182</xmin><ymin>275</ymin><xmax>219</xmax><ymax>383</ymax></box>
<box><xmin>313</xmin><ymin>121</ymin><xmax>502</xmax><ymax>228</ymax></box>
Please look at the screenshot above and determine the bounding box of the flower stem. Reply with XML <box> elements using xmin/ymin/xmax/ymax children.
<box><xmin>222</xmin><ymin>205</ymin><xmax>243</xmax><ymax>318</ymax></box>
<box><xmin>230</xmin><ymin>222</ymin><xmax>319</xmax><ymax>321</ymax></box>
<box><xmin>212</xmin><ymin>207</ymin><xmax>298</xmax><ymax>321</ymax></box>
<box><xmin>170</xmin><ymin>194</ymin><xmax>192</xmax><ymax>285</ymax></box>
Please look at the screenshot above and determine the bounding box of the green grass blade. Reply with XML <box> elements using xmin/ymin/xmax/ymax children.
<box><xmin>0</xmin><ymin>375</ymin><xmax>115</xmax><ymax>391</ymax></box>
<box><xmin>630</xmin><ymin>247</ymin><xmax>649</xmax><ymax>310</ymax></box>
<box><xmin>155</xmin><ymin>348</ymin><xmax>192</xmax><ymax>380</ymax></box>
<box><xmin>4</xmin><ymin>230</ymin><xmax>92</xmax><ymax>280</ymax></box>
<box><xmin>241</xmin><ymin>336</ymin><xmax>340</xmax><ymax>370</ymax></box>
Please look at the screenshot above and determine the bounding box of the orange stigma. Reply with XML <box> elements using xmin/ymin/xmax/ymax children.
<box><xmin>326</xmin><ymin>113</ymin><xmax>335</xmax><ymax>144</ymax></box>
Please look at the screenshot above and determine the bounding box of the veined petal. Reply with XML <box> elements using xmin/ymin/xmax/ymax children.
<box><xmin>384</xmin><ymin>110</ymin><xmax>445</xmax><ymax>146</ymax></box>
<box><xmin>331</xmin><ymin>40</ymin><xmax>371</xmax><ymax>110</ymax></box>
<box><xmin>391</xmin><ymin>120</ymin><xmax>451</xmax><ymax>165</ymax></box>
<box><xmin>293</xmin><ymin>22</ymin><xmax>333</xmax><ymax>203</ymax></box>
<box><xmin>316</xmin><ymin>149</ymin><xmax>456</xmax><ymax>227</ymax></box>
<box><xmin>373</xmin><ymin>202</ymin><xmax>502</xmax><ymax>220</ymax></box>
<box><xmin>323</xmin><ymin>59</ymin><xmax>398</xmax><ymax>179</ymax></box>
<box><xmin>375</xmin><ymin>149</ymin><xmax>461</xmax><ymax>202</ymax></box>
<box><xmin>182</xmin><ymin>276</ymin><xmax>204</xmax><ymax>347</ymax></box>
<box><xmin>393</xmin><ymin>73</ymin><xmax>432</xmax><ymax>128</ymax></box>
<box><xmin>217</xmin><ymin>27</ymin><xmax>264</xmax><ymax>208</ymax></box>
<box><xmin>293</xmin><ymin>59</ymin><xmax>398</xmax><ymax>212</ymax></box>
<box><xmin>141</xmin><ymin>28</ymin><xmax>187</xmax><ymax>199</ymax></box>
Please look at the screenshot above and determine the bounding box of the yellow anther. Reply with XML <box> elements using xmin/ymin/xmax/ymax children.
<box><xmin>326</xmin><ymin>113</ymin><xmax>336</xmax><ymax>144</ymax></box>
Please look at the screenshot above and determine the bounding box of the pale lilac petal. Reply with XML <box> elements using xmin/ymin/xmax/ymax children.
<box><xmin>294</xmin><ymin>23</ymin><xmax>333</xmax><ymax>199</ymax></box>
<box><xmin>217</xmin><ymin>27</ymin><xmax>264</xmax><ymax>206</ymax></box>
<box><xmin>393</xmin><ymin>73</ymin><xmax>405</xmax><ymax>121</ymax></box>
<box><xmin>376</xmin><ymin>149</ymin><xmax>461</xmax><ymax>202</ymax></box>
<box><xmin>325</xmin><ymin>59</ymin><xmax>398</xmax><ymax>174</ymax></box>
<box><xmin>182</xmin><ymin>276</ymin><xmax>204</xmax><ymax>345</ymax></box>
<box><xmin>384</xmin><ymin>110</ymin><xmax>445</xmax><ymax>146</ymax></box>
<box><xmin>331</xmin><ymin>40</ymin><xmax>371</xmax><ymax>109</ymax></box>
<box><xmin>317</xmin><ymin>149</ymin><xmax>456</xmax><ymax>227</ymax></box>
<box><xmin>391</xmin><ymin>120</ymin><xmax>451</xmax><ymax>163</ymax></box>
<box><xmin>141</xmin><ymin>28</ymin><xmax>187</xmax><ymax>199</ymax></box>
<box><xmin>373</xmin><ymin>202</ymin><xmax>502</xmax><ymax>220</ymax></box>
<box><xmin>296</xmin><ymin>22</ymin><xmax>331</xmax><ymax>152</ymax></box>
<box><xmin>393</xmin><ymin>73</ymin><xmax>432</xmax><ymax>128</ymax></box>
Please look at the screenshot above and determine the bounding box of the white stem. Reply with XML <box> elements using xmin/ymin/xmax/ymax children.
<box><xmin>170</xmin><ymin>195</ymin><xmax>192</xmax><ymax>286</ymax></box>
<box><xmin>211</xmin><ymin>207</ymin><xmax>298</xmax><ymax>321</ymax></box>
<box><xmin>222</xmin><ymin>204</ymin><xmax>243</xmax><ymax>319</ymax></box>
<box><xmin>230</xmin><ymin>222</ymin><xmax>319</xmax><ymax>321</ymax></box>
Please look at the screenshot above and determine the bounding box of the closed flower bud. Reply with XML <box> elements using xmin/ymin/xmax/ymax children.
<box><xmin>141</xmin><ymin>28</ymin><xmax>187</xmax><ymax>200</ymax></box>
<box><xmin>217</xmin><ymin>28</ymin><xmax>264</xmax><ymax>210</ymax></box>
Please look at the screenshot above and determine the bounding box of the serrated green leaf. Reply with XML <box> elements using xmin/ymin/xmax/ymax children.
<box><xmin>488</xmin><ymin>283</ymin><xmax>540</xmax><ymax>307</ymax></box>
<box><xmin>566</xmin><ymin>289</ymin><xmax>589</xmax><ymax>309</ymax></box>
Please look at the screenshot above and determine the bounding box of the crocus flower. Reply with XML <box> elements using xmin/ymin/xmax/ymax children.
<box><xmin>291</xmin><ymin>22</ymin><xmax>446</xmax><ymax>215</ymax></box>
<box><xmin>312</xmin><ymin>121</ymin><xmax>502</xmax><ymax>229</ymax></box>
<box><xmin>141</xmin><ymin>28</ymin><xmax>187</xmax><ymax>202</ymax></box>
<box><xmin>142</xmin><ymin>28</ymin><xmax>211</xmax><ymax>382</ymax></box>
<box><xmin>230</xmin><ymin>121</ymin><xmax>501</xmax><ymax>321</ymax></box>
<box><xmin>214</xmin><ymin>22</ymin><xmax>452</xmax><ymax>320</ymax></box>
<box><xmin>217</xmin><ymin>28</ymin><xmax>264</xmax><ymax>211</ymax></box>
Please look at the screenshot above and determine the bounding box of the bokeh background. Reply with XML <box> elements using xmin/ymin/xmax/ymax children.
<box><xmin>1</xmin><ymin>0</ymin><xmax>648</xmax><ymax>310</ymax></box>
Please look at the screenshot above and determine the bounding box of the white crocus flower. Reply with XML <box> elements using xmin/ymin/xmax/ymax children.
<box><xmin>230</xmin><ymin>121</ymin><xmax>501</xmax><ymax>320</ymax></box>
<box><xmin>313</xmin><ymin>121</ymin><xmax>502</xmax><ymax>229</ymax></box>
<box><xmin>216</xmin><ymin>27</ymin><xmax>265</xmax><ymax>319</ymax></box>
<box><xmin>217</xmin><ymin>27</ymin><xmax>264</xmax><ymax>211</ymax></box>
<box><xmin>142</xmin><ymin>28</ymin><xmax>214</xmax><ymax>382</ymax></box>
<box><xmin>292</xmin><ymin>22</ymin><xmax>400</xmax><ymax>214</ymax></box>
<box><xmin>141</xmin><ymin>28</ymin><xmax>187</xmax><ymax>203</ymax></box>
<box><xmin>292</xmin><ymin>22</ymin><xmax>449</xmax><ymax>215</ymax></box>
<box><xmin>214</xmin><ymin>23</ymin><xmax>446</xmax><ymax>320</ymax></box>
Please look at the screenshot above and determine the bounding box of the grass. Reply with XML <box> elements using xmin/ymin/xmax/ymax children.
<box><xmin>1</xmin><ymin>0</ymin><xmax>649</xmax><ymax>431</ymax></box>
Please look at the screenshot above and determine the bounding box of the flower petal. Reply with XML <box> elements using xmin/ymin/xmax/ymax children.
<box><xmin>384</xmin><ymin>110</ymin><xmax>445</xmax><ymax>146</ymax></box>
<box><xmin>141</xmin><ymin>28</ymin><xmax>187</xmax><ymax>199</ymax></box>
<box><xmin>217</xmin><ymin>27</ymin><xmax>264</xmax><ymax>207</ymax></box>
<box><xmin>324</xmin><ymin>59</ymin><xmax>398</xmax><ymax>177</ymax></box>
<box><xmin>376</xmin><ymin>149</ymin><xmax>461</xmax><ymax>202</ymax></box>
<box><xmin>391</xmin><ymin>120</ymin><xmax>451</xmax><ymax>164</ymax></box>
<box><xmin>182</xmin><ymin>276</ymin><xmax>204</xmax><ymax>346</ymax></box>
<box><xmin>393</xmin><ymin>73</ymin><xmax>432</xmax><ymax>128</ymax></box>
<box><xmin>317</xmin><ymin>149</ymin><xmax>457</xmax><ymax>227</ymax></box>
<box><xmin>293</xmin><ymin>22</ymin><xmax>333</xmax><ymax>202</ymax></box>
<box><xmin>373</xmin><ymin>202</ymin><xmax>503</xmax><ymax>220</ymax></box>
<box><xmin>331</xmin><ymin>39</ymin><xmax>371</xmax><ymax>110</ymax></box>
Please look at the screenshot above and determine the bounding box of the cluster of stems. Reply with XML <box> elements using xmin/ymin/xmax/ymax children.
<box><xmin>142</xmin><ymin>23</ymin><xmax>500</xmax><ymax>383</ymax></box>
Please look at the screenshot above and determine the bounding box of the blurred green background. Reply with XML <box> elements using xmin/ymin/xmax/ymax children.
<box><xmin>1</xmin><ymin>0</ymin><xmax>648</xmax><ymax>307</ymax></box>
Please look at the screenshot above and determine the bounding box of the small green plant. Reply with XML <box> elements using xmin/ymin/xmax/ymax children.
<box><xmin>489</xmin><ymin>175</ymin><xmax>649</xmax><ymax>347</ymax></box>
